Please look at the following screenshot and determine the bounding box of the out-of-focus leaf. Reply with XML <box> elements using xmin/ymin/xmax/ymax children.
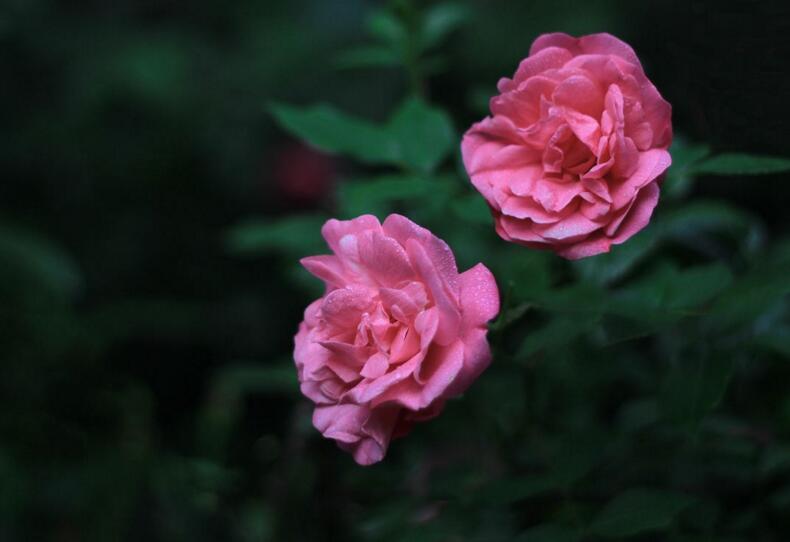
<box><xmin>530</xmin><ymin>282</ymin><xmax>607</xmax><ymax>316</ymax></box>
<box><xmin>760</xmin><ymin>446</ymin><xmax>790</xmax><ymax>476</ymax></box>
<box><xmin>490</xmin><ymin>302</ymin><xmax>533</xmax><ymax>332</ymax></box>
<box><xmin>573</xmin><ymin>229</ymin><xmax>657</xmax><ymax>285</ymax></box>
<box><xmin>659</xmin><ymin>201</ymin><xmax>761</xmax><ymax>250</ymax></box>
<box><xmin>338</xmin><ymin>175</ymin><xmax>455</xmax><ymax>218</ymax></box>
<box><xmin>617</xmin><ymin>399</ymin><xmax>660</xmax><ymax>433</ymax></box>
<box><xmin>664</xmin><ymin>139</ymin><xmax>711</xmax><ymax>199</ymax></box>
<box><xmin>333</xmin><ymin>46</ymin><xmax>400</xmax><ymax>69</ymax></box>
<box><xmin>0</xmin><ymin>224</ymin><xmax>82</xmax><ymax>300</ymax></box>
<box><xmin>660</xmin><ymin>350</ymin><xmax>733</xmax><ymax>428</ymax></box>
<box><xmin>199</xmin><ymin>361</ymin><xmax>297</xmax><ymax>458</ymax></box>
<box><xmin>211</xmin><ymin>362</ymin><xmax>298</xmax><ymax>397</ymax></box>
<box><xmin>479</xmin><ymin>438</ymin><xmax>599</xmax><ymax>504</ymax></box>
<box><xmin>388</xmin><ymin>97</ymin><xmax>455</xmax><ymax>173</ymax></box>
<box><xmin>693</xmin><ymin>153</ymin><xmax>790</xmax><ymax>175</ymax></box>
<box><xmin>610</xmin><ymin>263</ymin><xmax>733</xmax><ymax>323</ymax></box>
<box><xmin>472</xmin><ymin>368</ymin><xmax>526</xmax><ymax>436</ymax></box>
<box><xmin>753</xmin><ymin>328</ymin><xmax>790</xmax><ymax>357</ymax></box>
<box><xmin>451</xmin><ymin>194</ymin><xmax>492</xmax><ymax>225</ymax></box>
<box><xmin>477</xmin><ymin>475</ymin><xmax>561</xmax><ymax>505</ymax></box>
<box><xmin>112</xmin><ymin>38</ymin><xmax>191</xmax><ymax>107</ymax></box>
<box><xmin>708</xmin><ymin>243</ymin><xmax>790</xmax><ymax>330</ymax></box>
<box><xmin>516</xmin><ymin>524</ymin><xmax>579</xmax><ymax>542</ymax></box>
<box><xmin>769</xmin><ymin>486</ymin><xmax>790</xmax><ymax>512</ymax></box>
<box><xmin>225</xmin><ymin>215</ymin><xmax>326</xmax><ymax>256</ymax></box>
<box><xmin>236</xmin><ymin>500</ymin><xmax>275</xmax><ymax>542</ymax></box>
<box><xmin>577</xmin><ymin>201</ymin><xmax>760</xmax><ymax>287</ymax></box>
<box><xmin>269</xmin><ymin>103</ymin><xmax>395</xmax><ymax>165</ymax></box>
<box><xmin>499</xmin><ymin>249</ymin><xmax>553</xmax><ymax>301</ymax></box>
<box><xmin>589</xmin><ymin>489</ymin><xmax>696</xmax><ymax>538</ymax></box>
<box><xmin>366</xmin><ymin>9</ymin><xmax>407</xmax><ymax>47</ymax></box>
<box><xmin>517</xmin><ymin>312</ymin><xmax>600</xmax><ymax>359</ymax></box>
<box><xmin>419</xmin><ymin>3</ymin><xmax>469</xmax><ymax>51</ymax></box>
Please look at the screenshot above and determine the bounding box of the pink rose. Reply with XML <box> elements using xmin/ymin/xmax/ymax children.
<box><xmin>294</xmin><ymin>214</ymin><xmax>499</xmax><ymax>465</ymax></box>
<box><xmin>461</xmin><ymin>33</ymin><xmax>672</xmax><ymax>259</ymax></box>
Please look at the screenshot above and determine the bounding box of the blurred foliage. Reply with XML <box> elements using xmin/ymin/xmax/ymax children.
<box><xmin>3</xmin><ymin>0</ymin><xmax>790</xmax><ymax>541</ymax></box>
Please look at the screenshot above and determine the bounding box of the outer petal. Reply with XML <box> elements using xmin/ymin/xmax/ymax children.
<box><xmin>313</xmin><ymin>404</ymin><xmax>399</xmax><ymax>465</ymax></box>
<box><xmin>459</xmin><ymin>263</ymin><xmax>500</xmax><ymax>330</ymax></box>
<box><xmin>609</xmin><ymin>180</ymin><xmax>660</xmax><ymax>244</ymax></box>
<box><xmin>609</xmin><ymin>148</ymin><xmax>671</xmax><ymax>210</ymax></box>
<box><xmin>508</xmin><ymin>46</ymin><xmax>574</xmax><ymax>88</ymax></box>
<box><xmin>321</xmin><ymin>215</ymin><xmax>381</xmax><ymax>255</ymax></box>
<box><xmin>531</xmin><ymin>32</ymin><xmax>642</xmax><ymax>70</ymax></box>
<box><xmin>300</xmin><ymin>255</ymin><xmax>348</xmax><ymax>288</ymax></box>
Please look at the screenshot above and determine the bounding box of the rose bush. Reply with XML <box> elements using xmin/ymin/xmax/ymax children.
<box><xmin>462</xmin><ymin>32</ymin><xmax>672</xmax><ymax>259</ymax></box>
<box><xmin>294</xmin><ymin>214</ymin><xmax>499</xmax><ymax>465</ymax></box>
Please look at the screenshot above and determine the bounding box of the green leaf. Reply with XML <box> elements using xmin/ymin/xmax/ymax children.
<box><xmin>516</xmin><ymin>313</ymin><xmax>599</xmax><ymax>359</ymax></box>
<box><xmin>225</xmin><ymin>214</ymin><xmax>326</xmax><ymax>256</ymax></box>
<box><xmin>338</xmin><ymin>175</ymin><xmax>436</xmax><ymax>217</ymax></box>
<box><xmin>664</xmin><ymin>139</ymin><xmax>711</xmax><ymax>199</ymax></box>
<box><xmin>270</xmin><ymin>99</ymin><xmax>454</xmax><ymax>173</ymax></box>
<box><xmin>708</xmin><ymin>243</ymin><xmax>790</xmax><ymax>330</ymax></box>
<box><xmin>269</xmin><ymin>103</ymin><xmax>396</xmax><ymax>165</ymax></box>
<box><xmin>366</xmin><ymin>9</ymin><xmax>407</xmax><ymax>47</ymax></box>
<box><xmin>388</xmin><ymin>97</ymin><xmax>455</xmax><ymax>173</ymax></box>
<box><xmin>693</xmin><ymin>153</ymin><xmax>790</xmax><ymax>175</ymax></box>
<box><xmin>477</xmin><ymin>475</ymin><xmax>562</xmax><ymax>505</ymax></box>
<box><xmin>610</xmin><ymin>263</ymin><xmax>733</xmax><ymax>322</ymax></box>
<box><xmin>419</xmin><ymin>3</ymin><xmax>469</xmax><ymax>51</ymax></box>
<box><xmin>573</xmin><ymin>228</ymin><xmax>657</xmax><ymax>286</ymax></box>
<box><xmin>659</xmin><ymin>201</ymin><xmax>759</xmax><ymax>246</ymax></box>
<box><xmin>589</xmin><ymin>489</ymin><xmax>696</xmax><ymax>538</ymax></box>
<box><xmin>333</xmin><ymin>46</ymin><xmax>400</xmax><ymax>70</ymax></box>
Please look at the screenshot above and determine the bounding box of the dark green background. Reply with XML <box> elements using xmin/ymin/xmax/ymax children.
<box><xmin>2</xmin><ymin>1</ymin><xmax>790</xmax><ymax>540</ymax></box>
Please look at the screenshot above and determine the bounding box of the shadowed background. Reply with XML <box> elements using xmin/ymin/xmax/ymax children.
<box><xmin>2</xmin><ymin>0</ymin><xmax>790</xmax><ymax>540</ymax></box>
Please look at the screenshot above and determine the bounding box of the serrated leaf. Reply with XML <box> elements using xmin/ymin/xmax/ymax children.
<box><xmin>388</xmin><ymin>97</ymin><xmax>455</xmax><ymax>173</ymax></box>
<box><xmin>589</xmin><ymin>489</ymin><xmax>696</xmax><ymax>538</ymax></box>
<box><xmin>269</xmin><ymin>103</ymin><xmax>396</xmax><ymax>165</ymax></box>
<box><xmin>693</xmin><ymin>153</ymin><xmax>790</xmax><ymax>175</ymax></box>
<box><xmin>225</xmin><ymin>215</ymin><xmax>326</xmax><ymax>256</ymax></box>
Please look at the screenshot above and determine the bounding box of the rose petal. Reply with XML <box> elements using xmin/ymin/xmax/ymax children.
<box><xmin>459</xmin><ymin>263</ymin><xmax>500</xmax><ymax>329</ymax></box>
<box><xmin>321</xmin><ymin>215</ymin><xmax>381</xmax><ymax>255</ymax></box>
